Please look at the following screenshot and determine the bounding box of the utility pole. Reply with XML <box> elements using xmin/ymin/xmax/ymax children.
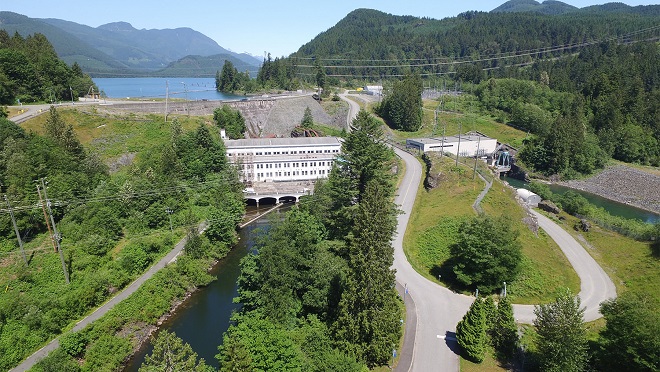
<box><xmin>5</xmin><ymin>195</ymin><xmax>28</xmax><ymax>265</ymax></box>
<box><xmin>473</xmin><ymin>135</ymin><xmax>481</xmax><ymax>180</ymax></box>
<box><xmin>69</xmin><ymin>86</ymin><xmax>74</xmax><ymax>106</ymax></box>
<box><xmin>166</xmin><ymin>207</ymin><xmax>173</xmax><ymax>232</ymax></box>
<box><xmin>165</xmin><ymin>80</ymin><xmax>169</xmax><ymax>122</ymax></box>
<box><xmin>37</xmin><ymin>184</ymin><xmax>57</xmax><ymax>252</ymax></box>
<box><xmin>38</xmin><ymin>179</ymin><xmax>70</xmax><ymax>284</ymax></box>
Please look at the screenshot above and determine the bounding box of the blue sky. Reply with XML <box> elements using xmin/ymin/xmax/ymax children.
<box><xmin>2</xmin><ymin>1</ymin><xmax>658</xmax><ymax>57</ymax></box>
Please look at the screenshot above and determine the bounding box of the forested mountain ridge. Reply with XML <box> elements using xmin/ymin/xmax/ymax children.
<box><xmin>492</xmin><ymin>0</ymin><xmax>578</xmax><ymax>15</ymax></box>
<box><xmin>292</xmin><ymin>5</ymin><xmax>660</xmax><ymax>71</ymax></box>
<box><xmin>0</xmin><ymin>11</ymin><xmax>261</xmax><ymax>77</ymax></box>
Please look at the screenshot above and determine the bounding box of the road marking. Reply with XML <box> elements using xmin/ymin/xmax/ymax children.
<box><xmin>437</xmin><ymin>335</ymin><xmax>457</xmax><ymax>341</ymax></box>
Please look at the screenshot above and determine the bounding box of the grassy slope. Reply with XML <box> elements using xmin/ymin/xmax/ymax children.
<box><xmin>403</xmin><ymin>153</ymin><xmax>579</xmax><ymax>304</ymax></box>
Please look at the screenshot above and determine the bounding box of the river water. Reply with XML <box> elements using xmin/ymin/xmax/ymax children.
<box><xmin>93</xmin><ymin>77</ymin><xmax>245</xmax><ymax>101</ymax></box>
<box><xmin>123</xmin><ymin>204</ymin><xmax>290</xmax><ymax>371</ymax></box>
<box><xmin>504</xmin><ymin>176</ymin><xmax>659</xmax><ymax>224</ymax></box>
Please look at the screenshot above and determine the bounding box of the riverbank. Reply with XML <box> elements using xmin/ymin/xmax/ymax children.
<box><xmin>557</xmin><ymin>165</ymin><xmax>660</xmax><ymax>215</ymax></box>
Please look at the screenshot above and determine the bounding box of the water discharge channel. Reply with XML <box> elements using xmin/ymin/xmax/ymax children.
<box><xmin>504</xmin><ymin>176</ymin><xmax>659</xmax><ymax>223</ymax></box>
<box><xmin>123</xmin><ymin>204</ymin><xmax>291</xmax><ymax>371</ymax></box>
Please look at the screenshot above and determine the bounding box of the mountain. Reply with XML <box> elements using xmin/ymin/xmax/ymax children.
<box><xmin>291</xmin><ymin>5</ymin><xmax>660</xmax><ymax>78</ymax></box>
<box><xmin>491</xmin><ymin>0</ymin><xmax>578</xmax><ymax>15</ymax></box>
<box><xmin>0</xmin><ymin>11</ymin><xmax>261</xmax><ymax>77</ymax></box>
<box><xmin>154</xmin><ymin>54</ymin><xmax>260</xmax><ymax>78</ymax></box>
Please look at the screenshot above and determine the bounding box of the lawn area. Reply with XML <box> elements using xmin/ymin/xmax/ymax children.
<box><xmin>403</xmin><ymin>152</ymin><xmax>579</xmax><ymax>304</ymax></box>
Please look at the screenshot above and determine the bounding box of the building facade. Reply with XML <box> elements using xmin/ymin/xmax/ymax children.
<box><xmin>225</xmin><ymin>137</ymin><xmax>342</xmax><ymax>184</ymax></box>
<box><xmin>406</xmin><ymin>132</ymin><xmax>497</xmax><ymax>157</ymax></box>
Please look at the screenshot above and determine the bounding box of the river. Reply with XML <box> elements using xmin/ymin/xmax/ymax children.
<box><xmin>93</xmin><ymin>77</ymin><xmax>245</xmax><ymax>101</ymax></box>
<box><xmin>123</xmin><ymin>204</ymin><xmax>290</xmax><ymax>371</ymax></box>
<box><xmin>504</xmin><ymin>176</ymin><xmax>659</xmax><ymax>224</ymax></box>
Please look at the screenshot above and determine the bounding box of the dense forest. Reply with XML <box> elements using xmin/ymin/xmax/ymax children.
<box><xmin>0</xmin><ymin>30</ymin><xmax>96</xmax><ymax>104</ymax></box>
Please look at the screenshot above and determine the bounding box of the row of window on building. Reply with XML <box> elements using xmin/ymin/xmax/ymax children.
<box><xmin>257</xmin><ymin>169</ymin><xmax>328</xmax><ymax>178</ymax></box>
<box><xmin>233</xmin><ymin>149</ymin><xmax>340</xmax><ymax>157</ymax></box>
<box><xmin>251</xmin><ymin>161</ymin><xmax>333</xmax><ymax>170</ymax></box>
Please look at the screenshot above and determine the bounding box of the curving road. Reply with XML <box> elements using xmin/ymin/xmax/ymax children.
<box><xmin>390</xmin><ymin>147</ymin><xmax>616</xmax><ymax>371</ymax></box>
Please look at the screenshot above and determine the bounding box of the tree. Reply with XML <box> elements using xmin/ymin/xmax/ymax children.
<box><xmin>217</xmin><ymin>60</ymin><xmax>239</xmax><ymax>92</ymax></box>
<box><xmin>213</xmin><ymin>105</ymin><xmax>246</xmax><ymax>140</ymax></box>
<box><xmin>456</xmin><ymin>297</ymin><xmax>487</xmax><ymax>363</ymax></box>
<box><xmin>597</xmin><ymin>292</ymin><xmax>659</xmax><ymax>372</ymax></box>
<box><xmin>377</xmin><ymin>73</ymin><xmax>423</xmax><ymax>131</ymax></box>
<box><xmin>533</xmin><ymin>289</ymin><xmax>588</xmax><ymax>372</ymax></box>
<box><xmin>450</xmin><ymin>215</ymin><xmax>522</xmax><ymax>292</ymax></box>
<box><xmin>301</xmin><ymin>106</ymin><xmax>314</xmax><ymax>128</ymax></box>
<box><xmin>332</xmin><ymin>180</ymin><xmax>401</xmax><ymax>367</ymax></box>
<box><xmin>321</xmin><ymin>110</ymin><xmax>395</xmax><ymax>239</ymax></box>
<box><xmin>139</xmin><ymin>330</ymin><xmax>209</xmax><ymax>372</ymax></box>
<box><xmin>492</xmin><ymin>296</ymin><xmax>518</xmax><ymax>360</ymax></box>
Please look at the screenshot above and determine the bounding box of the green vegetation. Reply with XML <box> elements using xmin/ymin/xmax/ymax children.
<box><xmin>403</xmin><ymin>153</ymin><xmax>578</xmax><ymax>303</ymax></box>
<box><xmin>212</xmin><ymin>105</ymin><xmax>246</xmax><ymax>140</ymax></box>
<box><xmin>0</xmin><ymin>106</ymin><xmax>244</xmax><ymax>371</ymax></box>
<box><xmin>140</xmin><ymin>331</ymin><xmax>210</xmax><ymax>372</ymax></box>
<box><xmin>450</xmin><ymin>215</ymin><xmax>522</xmax><ymax>293</ymax></box>
<box><xmin>0</xmin><ymin>30</ymin><xmax>95</xmax><ymax>104</ymax></box>
<box><xmin>457</xmin><ymin>298</ymin><xmax>487</xmax><ymax>363</ymax></box>
<box><xmin>533</xmin><ymin>289</ymin><xmax>588</xmax><ymax>372</ymax></box>
<box><xmin>376</xmin><ymin>74</ymin><xmax>423</xmax><ymax>132</ymax></box>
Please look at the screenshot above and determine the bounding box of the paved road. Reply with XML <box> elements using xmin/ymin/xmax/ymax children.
<box><xmin>512</xmin><ymin>210</ymin><xmax>617</xmax><ymax>323</ymax></box>
<box><xmin>390</xmin><ymin>148</ymin><xmax>617</xmax><ymax>371</ymax></box>
<box><xmin>338</xmin><ymin>92</ymin><xmax>361</xmax><ymax>131</ymax></box>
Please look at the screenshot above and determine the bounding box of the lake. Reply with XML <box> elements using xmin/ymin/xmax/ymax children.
<box><xmin>93</xmin><ymin>77</ymin><xmax>245</xmax><ymax>101</ymax></box>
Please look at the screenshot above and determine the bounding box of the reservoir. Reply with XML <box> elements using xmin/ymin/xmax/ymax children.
<box><xmin>504</xmin><ymin>176</ymin><xmax>659</xmax><ymax>224</ymax></box>
<box><xmin>93</xmin><ymin>77</ymin><xmax>245</xmax><ymax>101</ymax></box>
<box><xmin>123</xmin><ymin>204</ymin><xmax>290</xmax><ymax>371</ymax></box>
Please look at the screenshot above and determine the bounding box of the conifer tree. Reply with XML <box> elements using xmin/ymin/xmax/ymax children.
<box><xmin>482</xmin><ymin>296</ymin><xmax>497</xmax><ymax>334</ymax></box>
<box><xmin>333</xmin><ymin>180</ymin><xmax>401</xmax><ymax>367</ymax></box>
<box><xmin>456</xmin><ymin>297</ymin><xmax>487</xmax><ymax>363</ymax></box>
<box><xmin>493</xmin><ymin>296</ymin><xmax>518</xmax><ymax>360</ymax></box>
<box><xmin>140</xmin><ymin>330</ymin><xmax>209</xmax><ymax>372</ymax></box>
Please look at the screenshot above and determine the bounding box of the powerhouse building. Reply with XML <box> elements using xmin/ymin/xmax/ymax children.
<box><xmin>406</xmin><ymin>132</ymin><xmax>497</xmax><ymax>157</ymax></box>
<box><xmin>225</xmin><ymin>137</ymin><xmax>342</xmax><ymax>183</ymax></box>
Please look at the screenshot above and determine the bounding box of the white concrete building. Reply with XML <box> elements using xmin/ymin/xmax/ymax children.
<box><xmin>225</xmin><ymin>137</ymin><xmax>342</xmax><ymax>183</ymax></box>
<box><xmin>406</xmin><ymin>132</ymin><xmax>497</xmax><ymax>157</ymax></box>
<box><xmin>363</xmin><ymin>85</ymin><xmax>383</xmax><ymax>96</ymax></box>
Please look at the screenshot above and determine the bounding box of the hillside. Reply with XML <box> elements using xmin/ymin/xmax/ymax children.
<box><xmin>0</xmin><ymin>11</ymin><xmax>261</xmax><ymax>77</ymax></box>
<box><xmin>292</xmin><ymin>5</ymin><xmax>660</xmax><ymax>78</ymax></box>
<box><xmin>154</xmin><ymin>54</ymin><xmax>260</xmax><ymax>78</ymax></box>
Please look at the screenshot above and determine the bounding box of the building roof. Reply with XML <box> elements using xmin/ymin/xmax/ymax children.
<box><xmin>407</xmin><ymin>133</ymin><xmax>494</xmax><ymax>145</ymax></box>
<box><xmin>225</xmin><ymin>137</ymin><xmax>342</xmax><ymax>149</ymax></box>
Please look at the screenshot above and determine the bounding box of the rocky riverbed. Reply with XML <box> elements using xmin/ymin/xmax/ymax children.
<box><xmin>559</xmin><ymin>165</ymin><xmax>660</xmax><ymax>214</ymax></box>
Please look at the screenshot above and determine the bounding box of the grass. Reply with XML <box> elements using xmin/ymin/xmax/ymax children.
<box><xmin>20</xmin><ymin>107</ymin><xmax>205</xmax><ymax>162</ymax></box>
<box><xmin>403</xmin><ymin>152</ymin><xmax>579</xmax><ymax>303</ymax></box>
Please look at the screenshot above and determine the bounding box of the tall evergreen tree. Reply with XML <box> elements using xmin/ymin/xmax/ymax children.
<box><xmin>456</xmin><ymin>297</ymin><xmax>487</xmax><ymax>363</ymax></box>
<box><xmin>377</xmin><ymin>73</ymin><xmax>423</xmax><ymax>131</ymax></box>
<box><xmin>332</xmin><ymin>180</ymin><xmax>401</xmax><ymax>367</ymax></box>
<box><xmin>534</xmin><ymin>289</ymin><xmax>588</xmax><ymax>372</ymax></box>
<box><xmin>492</xmin><ymin>296</ymin><xmax>518</xmax><ymax>360</ymax></box>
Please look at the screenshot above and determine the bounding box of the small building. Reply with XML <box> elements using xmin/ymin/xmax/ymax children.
<box><xmin>363</xmin><ymin>85</ymin><xmax>383</xmax><ymax>96</ymax></box>
<box><xmin>225</xmin><ymin>137</ymin><xmax>342</xmax><ymax>184</ymax></box>
<box><xmin>406</xmin><ymin>132</ymin><xmax>497</xmax><ymax>157</ymax></box>
<box><xmin>517</xmin><ymin>189</ymin><xmax>542</xmax><ymax>207</ymax></box>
